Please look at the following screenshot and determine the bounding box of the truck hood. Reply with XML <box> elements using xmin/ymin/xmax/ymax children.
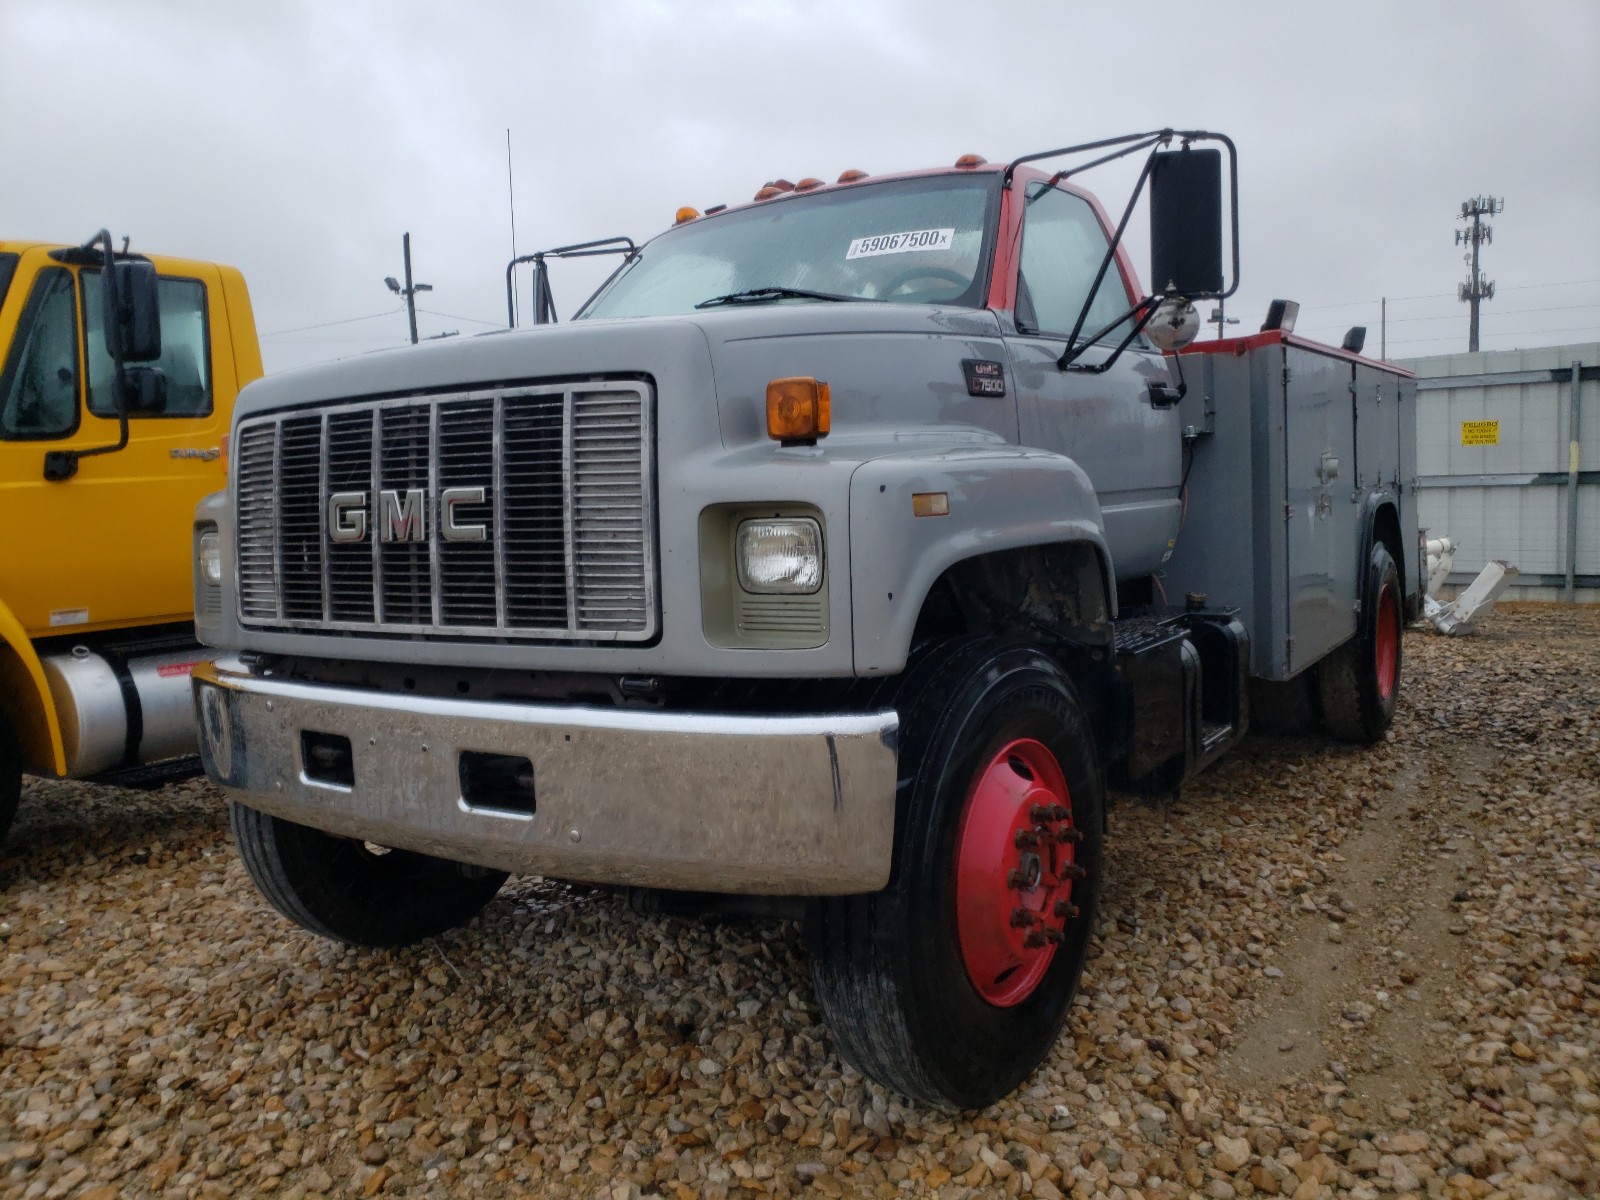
<box><xmin>232</xmin><ymin>302</ymin><xmax>1012</xmax><ymax>451</ymax></box>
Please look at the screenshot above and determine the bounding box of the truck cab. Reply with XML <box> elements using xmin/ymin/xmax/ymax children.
<box><xmin>0</xmin><ymin>235</ymin><xmax>262</xmax><ymax>839</ymax></box>
<box><xmin>191</xmin><ymin>131</ymin><xmax>1418</xmax><ymax>1109</ymax></box>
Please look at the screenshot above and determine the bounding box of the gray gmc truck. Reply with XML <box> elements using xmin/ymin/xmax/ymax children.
<box><xmin>191</xmin><ymin>130</ymin><xmax>1420</xmax><ymax>1109</ymax></box>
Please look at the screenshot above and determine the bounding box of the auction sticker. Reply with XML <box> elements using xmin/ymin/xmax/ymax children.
<box><xmin>846</xmin><ymin>228</ymin><xmax>954</xmax><ymax>259</ymax></box>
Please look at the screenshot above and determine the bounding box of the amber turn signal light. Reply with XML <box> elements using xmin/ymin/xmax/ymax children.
<box><xmin>766</xmin><ymin>377</ymin><xmax>831</xmax><ymax>442</ymax></box>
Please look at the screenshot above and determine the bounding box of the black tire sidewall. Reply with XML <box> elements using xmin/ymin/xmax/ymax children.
<box><xmin>893</xmin><ymin>644</ymin><xmax>1104</xmax><ymax>1105</ymax></box>
<box><xmin>231</xmin><ymin>803</ymin><xmax>507</xmax><ymax>948</ymax></box>
<box><xmin>1318</xmin><ymin>544</ymin><xmax>1404</xmax><ymax>743</ymax></box>
<box><xmin>0</xmin><ymin>717</ymin><xmax>20</xmax><ymax>844</ymax></box>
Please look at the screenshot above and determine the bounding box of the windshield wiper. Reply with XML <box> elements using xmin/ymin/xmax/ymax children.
<box><xmin>694</xmin><ymin>286</ymin><xmax>866</xmax><ymax>309</ymax></box>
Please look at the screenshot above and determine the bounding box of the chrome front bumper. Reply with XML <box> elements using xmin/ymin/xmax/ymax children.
<box><xmin>193</xmin><ymin>660</ymin><xmax>899</xmax><ymax>894</ymax></box>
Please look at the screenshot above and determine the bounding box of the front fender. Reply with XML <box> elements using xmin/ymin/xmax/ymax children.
<box><xmin>0</xmin><ymin>598</ymin><xmax>66</xmax><ymax>776</ymax></box>
<box><xmin>849</xmin><ymin>448</ymin><xmax>1113</xmax><ymax>675</ymax></box>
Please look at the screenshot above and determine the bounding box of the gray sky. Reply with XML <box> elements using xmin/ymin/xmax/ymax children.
<box><xmin>4</xmin><ymin>0</ymin><xmax>1596</xmax><ymax>373</ymax></box>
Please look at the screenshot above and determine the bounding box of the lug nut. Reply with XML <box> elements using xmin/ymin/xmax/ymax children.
<box><xmin>1051</xmin><ymin>805</ymin><xmax>1071</xmax><ymax>821</ymax></box>
<box><xmin>1023</xmin><ymin>931</ymin><xmax>1046</xmax><ymax>950</ymax></box>
<box><xmin>1014</xmin><ymin>829</ymin><xmax>1040</xmax><ymax>848</ymax></box>
<box><xmin>1054</xmin><ymin>900</ymin><xmax>1080</xmax><ymax>920</ymax></box>
<box><xmin>1061</xmin><ymin>864</ymin><xmax>1087</xmax><ymax>881</ymax></box>
<box><xmin>1010</xmin><ymin>908</ymin><xmax>1041</xmax><ymax>928</ymax></box>
<box><xmin>1029</xmin><ymin>805</ymin><xmax>1054</xmax><ymax>824</ymax></box>
<box><xmin>1055</xmin><ymin>826</ymin><xmax>1084</xmax><ymax>844</ymax></box>
<box><xmin>1042</xmin><ymin>928</ymin><xmax>1066</xmax><ymax>945</ymax></box>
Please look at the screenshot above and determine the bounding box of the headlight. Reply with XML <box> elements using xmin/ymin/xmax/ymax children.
<box><xmin>198</xmin><ymin>529</ymin><xmax>223</xmax><ymax>587</ymax></box>
<box><xmin>736</xmin><ymin>518</ymin><xmax>823</xmax><ymax>594</ymax></box>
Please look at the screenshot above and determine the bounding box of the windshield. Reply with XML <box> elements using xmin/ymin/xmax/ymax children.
<box><xmin>578</xmin><ymin>174</ymin><xmax>998</xmax><ymax>319</ymax></box>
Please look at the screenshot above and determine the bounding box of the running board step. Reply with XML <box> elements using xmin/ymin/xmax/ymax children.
<box><xmin>1111</xmin><ymin>608</ymin><xmax>1250</xmax><ymax>795</ymax></box>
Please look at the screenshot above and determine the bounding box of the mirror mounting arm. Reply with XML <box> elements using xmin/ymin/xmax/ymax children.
<box><xmin>43</xmin><ymin>230</ymin><xmax>130</xmax><ymax>483</ymax></box>
<box><xmin>504</xmin><ymin>237</ymin><xmax>638</xmax><ymax>328</ymax></box>
<box><xmin>1059</xmin><ymin>294</ymin><xmax>1161</xmax><ymax>374</ymax></box>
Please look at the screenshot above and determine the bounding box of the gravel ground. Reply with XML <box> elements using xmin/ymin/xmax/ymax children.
<box><xmin>2</xmin><ymin>606</ymin><xmax>1596</xmax><ymax>1200</ymax></box>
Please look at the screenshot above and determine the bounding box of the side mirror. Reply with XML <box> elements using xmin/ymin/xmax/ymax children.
<box><xmin>103</xmin><ymin>259</ymin><xmax>162</xmax><ymax>363</ymax></box>
<box><xmin>119</xmin><ymin>365</ymin><xmax>168</xmax><ymax>414</ymax></box>
<box><xmin>1149</xmin><ymin>147</ymin><xmax>1224</xmax><ymax>297</ymax></box>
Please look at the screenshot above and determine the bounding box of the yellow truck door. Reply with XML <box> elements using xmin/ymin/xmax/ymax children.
<box><xmin>0</xmin><ymin>255</ymin><xmax>235</xmax><ymax>638</ymax></box>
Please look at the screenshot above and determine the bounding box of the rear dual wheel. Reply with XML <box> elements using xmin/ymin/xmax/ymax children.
<box><xmin>1319</xmin><ymin>544</ymin><xmax>1404</xmax><ymax>744</ymax></box>
<box><xmin>809</xmin><ymin>641</ymin><xmax>1103</xmax><ymax>1109</ymax></box>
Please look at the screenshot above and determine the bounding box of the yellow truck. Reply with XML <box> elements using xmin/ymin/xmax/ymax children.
<box><xmin>0</xmin><ymin>231</ymin><xmax>261</xmax><ymax>840</ymax></box>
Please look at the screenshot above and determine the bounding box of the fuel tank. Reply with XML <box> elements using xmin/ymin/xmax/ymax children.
<box><xmin>39</xmin><ymin>646</ymin><xmax>206</xmax><ymax>777</ymax></box>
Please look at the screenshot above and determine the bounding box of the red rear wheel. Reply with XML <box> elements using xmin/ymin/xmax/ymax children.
<box><xmin>1375</xmin><ymin>581</ymin><xmax>1399</xmax><ymax>702</ymax></box>
<box><xmin>955</xmin><ymin>738</ymin><xmax>1080</xmax><ymax>1007</ymax></box>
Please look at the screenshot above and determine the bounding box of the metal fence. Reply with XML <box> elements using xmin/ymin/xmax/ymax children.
<box><xmin>1397</xmin><ymin>341</ymin><xmax>1598</xmax><ymax>603</ymax></box>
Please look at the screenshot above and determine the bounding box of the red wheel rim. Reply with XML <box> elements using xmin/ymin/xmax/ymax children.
<box><xmin>1375</xmin><ymin>582</ymin><xmax>1399</xmax><ymax>702</ymax></box>
<box><xmin>954</xmin><ymin>738</ymin><xmax>1081</xmax><ymax>1008</ymax></box>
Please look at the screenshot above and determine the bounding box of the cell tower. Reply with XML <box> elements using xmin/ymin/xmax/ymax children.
<box><xmin>1456</xmin><ymin>196</ymin><xmax>1502</xmax><ymax>353</ymax></box>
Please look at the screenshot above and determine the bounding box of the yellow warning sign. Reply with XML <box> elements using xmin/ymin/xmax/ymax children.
<box><xmin>1461</xmin><ymin>420</ymin><xmax>1499</xmax><ymax>447</ymax></box>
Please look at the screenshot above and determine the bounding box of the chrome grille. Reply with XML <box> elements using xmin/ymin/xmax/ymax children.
<box><xmin>234</xmin><ymin>381</ymin><xmax>655</xmax><ymax>641</ymax></box>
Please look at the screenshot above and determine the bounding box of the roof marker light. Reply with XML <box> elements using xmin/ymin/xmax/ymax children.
<box><xmin>837</xmin><ymin>169</ymin><xmax>868</xmax><ymax>183</ymax></box>
<box><xmin>794</xmin><ymin>177</ymin><xmax>824</xmax><ymax>192</ymax></box>
<box><xmin>675</xmin><ymin>207</ymin><xmax>700</xmax><ymax>224</ymax></box>
<box><xmin>955</xmin><ymin>154</ymin><xmax>988</xmax><ymax>169</ymax></box>
<box><xmin>753</xmin><ymin>179</ymin><xmax>796</xmax><ymax>201</ymax></box>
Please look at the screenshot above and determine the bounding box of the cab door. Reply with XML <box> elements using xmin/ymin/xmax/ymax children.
<box><xmin>0</xmin><ymin>255</ymin><xmax>231</xmax><ymax>637</ymax></box>
<box><xmin>1003</xmin><ymin>181</ymin><xmax>1181</xmax><ymax>581</ymax></box>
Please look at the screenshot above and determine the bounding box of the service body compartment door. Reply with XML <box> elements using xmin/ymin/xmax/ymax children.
<box><xmin>1353</xmin><ymin>361</ymin><xmax>1401</xmax><ymax>493</ymax></box>
<box><xmin>1283</xmin><ymin>347</ymin><xmax>1358</xmax><ymax>673</ymax></box>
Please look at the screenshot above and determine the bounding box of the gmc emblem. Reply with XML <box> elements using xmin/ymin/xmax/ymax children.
<box><xmin>326</xmin><ymin>488</ymin><xmax>488</xmax><ymax>543</ymax></box>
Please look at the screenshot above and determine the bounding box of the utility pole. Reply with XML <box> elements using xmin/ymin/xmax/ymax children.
<box><xmin>1208</xmin><ymin>301</ymin><xmax>1239</xmax><ymax>340</ymax></box>
<box><xmin>384</xmin><ymin>232</ymin><xmax>432</xmax><ymax>345</ymax></box>
<box><xmin>1456</xmin><ymin>196</ymin><xmax>1502</xmax><ymax>353</ymax></box>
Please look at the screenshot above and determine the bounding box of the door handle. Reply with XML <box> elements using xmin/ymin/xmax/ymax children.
<box><xmin>1147</xmin><ymin>380</ymin><xmax>1184</xmax><ymax>408</ymax></box>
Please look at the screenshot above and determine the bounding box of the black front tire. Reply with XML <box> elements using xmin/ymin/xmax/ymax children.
<box><xmin>1318</xmin><ymin>544</ymin><xmax>1404</xmax><ymax>744</ymax></box>
<box><xmin>230</xmin><ymin>803</ymin><xmax>508</xmax><ymax>947</ymax></box>
<box><xmin>808</xmin><ymin>640</ymin><xmax>1104</xmax><ymax>1110</ymax></box>
<box><xmin>0</xmin><ymin>717</ymin><xmax>20</xmax><ymax>845</ymax></box>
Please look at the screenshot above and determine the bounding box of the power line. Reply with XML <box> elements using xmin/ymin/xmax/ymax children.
<box><xmin>260</xmin><ymin>308</ymin><xmax>403</xmax><ymax>338</ymax></box>
<box><xmin>1297</xmin><ymin>278</ymin><xmax>1599</xmax><ymax>314</ymax></box>
<box><xmin>416</xmin><ymin>307</ymin><xmax>503</xmax><ymax>328</ymax></box>
<box><xmin>1387</xmin><ymin>323</ymin><xmax>1598</xmax><ymax>348</ymax></box>
<box><xmin>1300</xmin><ymin>301</ymin><xmax>1600</xmax><ymax>335</ymax></box>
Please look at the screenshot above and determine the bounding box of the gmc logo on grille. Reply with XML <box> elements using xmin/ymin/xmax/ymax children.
<box><xmin>326</xmin><ymin>488</ymin><xmax>487</xmax><ymax>543</ymax></box>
